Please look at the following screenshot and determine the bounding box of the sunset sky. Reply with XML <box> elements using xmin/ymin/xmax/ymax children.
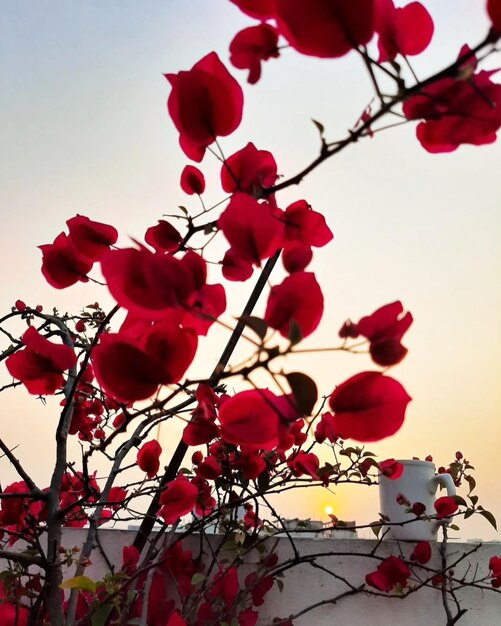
<box><xmin>0</xmin><ymin>1</ymin><xmax>499</xmax><ymax>540</ymax></box>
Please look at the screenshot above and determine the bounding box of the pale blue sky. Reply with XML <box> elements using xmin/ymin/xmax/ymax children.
<box><xmin>0</xmin><ymin>1</ymin><xmax>499</xmax><ymax>538</ymax></box>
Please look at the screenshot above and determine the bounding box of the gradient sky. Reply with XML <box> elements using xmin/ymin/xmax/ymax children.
<box><xmin>0</xmin><ymin>1</ymin><xmax>500</xmax><ymax>540</ymax></box>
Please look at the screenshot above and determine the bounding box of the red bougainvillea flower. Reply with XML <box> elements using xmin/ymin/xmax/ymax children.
<box><xmin>366</xmin><ymin>556</ymin><xmax>410</xmax><ymax>592</ymax></box>
<box><xmin>221</xmin><ymin>248</ymin><xmax>254</xmax><ymax>282</ymax></box>
<box><xmin>182</xmin><ymin>283</ymin><xmax>226</xmax><ymax>335</ymax></box>
<box><xmin>165</xmin><ymin>52</ymin><xmax>244</xmax><ymax>161</ymax></box>
<box><xmin>100</xmin><ymin>246</ymin><xmax>194</xmax><ymax>319</ymax></box>
<box><xmin>264</xmin><ymin>271</ymin><xmax>324</xmax><ymax>339</ymax></box>
<box><xmin>144</xmin><ymin>220</ymin><xmax>182</xmax><ymax>253</ymax></box>
<box><xmin>315</xmin><ymin>411</ymin><xmax>339</xmax><ymax>444</ymax></box>
<box><xmin>375</xmin><ymin>0</ymin><xmax>434</xmax><ymax>63</ymax></box>
<box><xmin>121</xmin><ymin>545</ymin><xmax>140</xmax><ymax>575</ymax></box>
<box><xmin>40</xmin><ymin>232</ymin><xmax>93</xmax><ymax>289</ymax></box>
<box><xmin>329</xmin><ymin>371</ymin><xmax>411</xmax><ymax>442</ymax></box>
<box><xmin>92</xmin><ymin>320</ymin><xmax>197</xmax><ymax>403</ymax></box>
<box><xmin>287</xmin><ymin>451</ymin><xmax>320</xmax><ymax>480</ymax></box>
<box><xmin>489</xmin><ymin>556</ymin><xmax>501</xmax><ymax>588</ymax></box>
<box><xmin>411</xmin><ymin>540</ymin><xmax>432</xmax><ymax>564</ymax></box>
<box><xmin>403</xmin><ymin>46</ymin><xmax>501</xmax><ymax>152</ymax></box>
<box><xmin>66</xmin><ymin>214</ymin><xmax>118</xmax><ymax>261</ymax></box>
<box><xmin>180</xmin><ymin>165</ymin><xmax>205</xmax><ymax>195</ymax></box>
<box><xmin>6</xmin><ymin>327</ymin><xmax>76</xmax><ymax>395</ymax></box>
<box><xmin>229</xmin><ymin>0</ymin><xmax>275</xmax><ymax>19</ymax></box>
<box><xmin>158</xmin><ymin>475</ymin><xmax>198</xmax><ymax>524</ymax></box>
<box><xmin>379</xmin><ymin>458</ymin><xmax>404</xmax><ymax>480</ymax></box>
<box><xmin>488</xmin><ymin>0</ymin><xmax>501</xmax><ymax>32</ymax></box>
<box><xmin>137</xmin><ymin>440</ymin><xmax>162</xmax><ymax>479</ymax></box>
<box><xmin>218</xmin><ymin>193</ymin><xmax>283</xmax><ymax>266</ymax></box>
<box><xmin>0</xmin><ymin>582</ymin><xmax>29</xmax><ymax>626</ymax></box>
<box><xmin>283</xmin><ymin>200</ymin><xmax>333</xmax><ymax>248</ymax></box>
<box><xmin>218</xmin><ymin>389</ymin><xmax>281</xmax><ymax>450</ymax></box>
<box><xmin>434</xmin><ymin>495</ymin><xmax>458</xmax><ymax>519</ymax></box>
<box><xmin>274</xmin><ymin>0</ymin><xmax>376</xmax><ymax>58</ymax></box>
<box><xmin>345</xmin><ymin>301</ymin><xmax>413</xmax><ymax>367</ymax></box>
<box><xmin>230</xmin><ymin>23</ymin><xmax>280</xmax><ymax>84</ymax></box>
<box><xmin>282</xmin><ymin>241</ymin><xmax>313</xmax><ymax>273</ymax></box>
<box><xmin>166</xmin><ymin>612</ymin><xmax>187</xmax><ymax>626</ymax></box>
<box><xmin>14</xmin><ymin>299</ymin><xmax>26</xmax><ymax>311</ymax></box>
<box><xmin>221</xmin><ymin>143</ymin><xmax>278</xmax><ymax>194</ymax></box>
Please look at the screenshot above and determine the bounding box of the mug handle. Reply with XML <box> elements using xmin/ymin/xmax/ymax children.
<box><xmin>428</xmin><ymin>472</ymin><xmax>456</xmax><ymax>497</ymax></box>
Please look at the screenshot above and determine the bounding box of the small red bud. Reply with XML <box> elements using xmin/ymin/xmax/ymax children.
<box><xmin>15</xmin><ymin>299</ymin><xmax>27</xmax><ymax>311</ymax></box>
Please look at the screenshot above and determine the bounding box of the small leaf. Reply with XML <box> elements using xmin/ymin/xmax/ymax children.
<box><xmin>464</xmin><ymin>509</ymin><xmax>474</xmax><ymax>519</ymax></box>
<box><xmin>370</xmin><ymin>522</ymin><xmax>381</xmax><ymax>537</ymax></box>
<box><xmin>191</xmin><ymin>572</ymin><xmax>205</xmax><ymax>586</ymax></box>
<box><xmin>91</xmin><ymin>604</ymin><xmax>113</xmax><ymax>626</ymax></box>
<box><xmin>257</xmin><ymin>470</ymin><xmax>270</xmax><ymax>493</ymax></box>
<box><xmin>449</xmin><ymin>524</ymin><xmax>460</xmax><ymax>531</ymax></box>
<box><xmin>468</xmin><ymin>494</ymin><xmax>479</xmax><ymax>506</ymax></box>
<box><xmin>287</xmin><ymin>319</ymin><xmax>302</xmax><ymax>346</ymax></box>
<box><xmin>178</xmin><ymin>205</ymin><xmax>189</xmax><ymax>216</ymax></box>
<box><xmin>60</xmin><ymin>575</ymin><xmax>96</xmax><ymax>593</ymax></box>
<box><xmin>479</xmin><ymin>509</ymin><xmax>497</xmax><ymax>530</ymax></box>
<box><xmin>276</xmin><ymin>579</ymin><xmax>284</xmax><ymax>593</ymax></box>
<box><xmin>311</xmin><ymin>118</ymin><xmax>325</xmax><ymax>136</ymax></box>
<box><xmin>464</xmin><ymin>475</ymin><xmax>476</xmax><ymax>494</ymax></box>
<box><xmin>238</xmin><ymin>315</ymin><xmax>268</xmax><ymax>340</ymax></box>
<box><xmin>453</xmin><ymin>495</ymin><xmax>467</xmax><ymax>507</ymax></box>
<box><xmin>285</xmin><ymin>371</ymin><xmax>318</xmax><ymax>416</ymax></box>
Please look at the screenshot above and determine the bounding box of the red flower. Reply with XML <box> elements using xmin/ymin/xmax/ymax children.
<box><xmin>144</xmin><ymin>220</ymin><xmax>182</xmax><ymax>253</ymax></box>
<box><xmin>288</xmin><ymin>451</ymin><xmax>320</xmax><ymax>480</ymax></box>
<box><xmin>355</xmin><ymin>301</ymin><xmax>413</xmax><ymax>366</ymax></box>
<box><xmin>329</xmin><ymin>371</ymin><xmax>411</xmax><ymax>442</ymax></box>
<box><xmin>264</xmin><ymin>272</ymin><xmax>324</xmax><ymax>339</ymax></box>
<box><xmin>379</xmin><ymin>458</ymin><xmax>404</xmax><ymax>480</ymax></box>
<box><xmin>92</xmin><ymin>320</ymin><xmax>197</xmax><ymax>403</ymax></box>
<box><xmin>100</xmin><ymin>247</ymin><xmax>193</xmax><ymax>320</ymax></box>
<box><xmin>315</xmin><ymin>412</ymin><xmax>339</xmax><ymax>444</ymax></box>
<box><xmin>282</xmin><ymin>242</ymin><xmax>313</xmax><ymax>273</ymax></box>
<box><xmin>489</xmin><ymin>555</ymin><xmax>501</xmax><ymax>588</ymax></box>
<box><xmin>375</xmin><ymin>0</ymin><xmax>434</xmax><ymax>62</ymax></box>
<box><xmin>165</xmin><ymin>52</ymin><xmax>243</xmax><ymax>161</ymax></box>
<box><xmin>221</xmin><ymin>143</ymin><xmax>278</xmax><ymax>194</ymax></box>
<box><xmin>66</xmin><ymin>214</ymin><xmax>118</xmax><ymax>261</ymax></box>
<box><xmin>488</xmin><ymin>0</ymin><xmax>501</xmax><ymax>32</ymax></box>
<box><xmin>180</xmin><ymin>165</ymin><xmax>205</xmax><ymax>195</ymax></box>
<box><xmin>40</xmin><ymin>232</ymin><xmax>93</xmax><ymax>289</ymax></box>
<box><xmin>6</xmin><ymin>327</ymin><xmax>77</xmax><ymax>395</ymax></box>
<box><xmin>283</xmin><ymin>200</ymin><xmax>333</xmax><ymax>248</ymax></box>
<box><xmin>14</xmin><ymin>299</ymin><xmax>26</xmax><ymax>311</ymax></box>
<box><xmin>218</xmin><ymin>193</ymin><xmax>283</xmax><ymax>266</ymax></box>
<box><xmin>219</xmin><ymin>389</ymin><xmax>281</xmax><ymax>450</ymax></box>
<box><xmin>166</xmin><ymin>612</ymin><xmax>187</xmax><ymax>626</ymax></box>
<box><xmin>137</xmin><ymin>440</ymin><xmax>162</xmax><ymax>478</ymax></box>
<box><xmin>230</xmin><ymin>23</ymin><xmax>280</xmax><ymax>84</ymax></box>
<box><xmin>207</xmin><ymin>566</ymin><xmax>240</xmax><ymax>607</ymax></box>
<box><xmin>403</xmin><ymin>46</ymin><xmax>501</xmax><ymax>152</ymax></box>
<box><xmin>366</xmin><ymin>555</ymin><xmax>410</xmax><ymax>592</ymax></box>
<box><xmin>434</xmin><ymin>496</ymin><xmax>458</xmax><ymax>519</ymax></box>
<box><xmin>274</xmin><ymin>0</ymin><xmax>376</xmax><ymax>58</ymax></box>
<box><xmin>410</xmin><ymin>540</ymin><xmax>432</xmax><ymax>564</ymax></box>
<box><xmin>158</xmin><ymin>475</ymin><xmax>198</xmax><ymax>524</ymax></box>
<box><xmin>229</xmin><ymin>0</ymin><xmax>275</xmax><ymax>19</ymax></box>
<box><xmin>221</xmin><ymin>248</ymin><xmax>254</xmax><ymax>282</ymax></box>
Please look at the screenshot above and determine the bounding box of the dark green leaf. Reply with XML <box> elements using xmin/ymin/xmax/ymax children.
<box><xmin>91</xmin><ymin>604</ymin><xmax>113</xmax><ymax>626</ymax></box>
<box><xmin>285</xmin><ymin>371</ymin><xmax>318</xmax><ymax>416</ymax></box>
<box><xmin>453</xmin><ymin>495</ymin><xmax>467</xmax><ymax>507</ymax></box>
<box><xmin>479</xmin><ymin>509</ymin><xmax>497</xmax><ymax>530</ymax></box>
<box><xmin>449</xmin><ymin>524</ymin><xmax>460</xmax><ymax>531</ymax></box>
<box><xmin>287</xmin><ymin>319</ymin><xmax>302</xmax><ymax>346</ymax></box>
<box><xmin>311</xmin><ymin>119</ymin><xmax>325</xmax><ymax>136</ymax></box>
<box><xmin>238</xmin><ymin>315</ymin><xmax>268</xmax><ymax>340</ymax></box>
<box><xmin>464</xmin><ymin>474</ymin><xmax>476</xmax><ymax>495</ymax></box>
<box><xmin>468</xmin><ymin>495</ymin><xmax>478</xmax><ymax>506</ymax></box>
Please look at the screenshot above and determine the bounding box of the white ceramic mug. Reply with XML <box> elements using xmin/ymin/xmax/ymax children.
<box><xmin>379</xmin><ymin>460</ymin><xmax>456</xmax><ymax>541</ymax></box>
